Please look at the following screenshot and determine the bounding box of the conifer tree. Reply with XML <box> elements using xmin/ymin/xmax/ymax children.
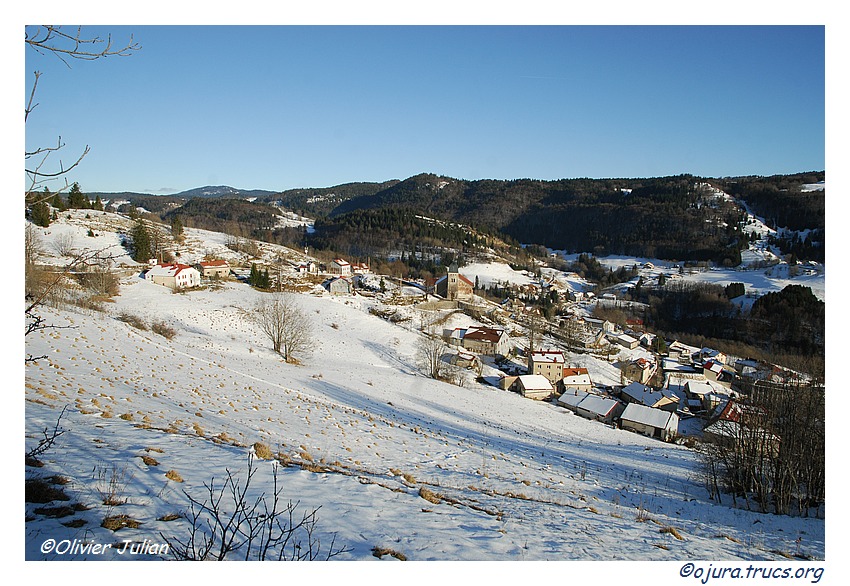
<box><xmin>51</xmin><ymin>192</ymin><xmax>66</xmax><ymax>211</ymax></box>
<box><xmin>31</xmin><ymin>201</ymin><xmax>51</xmax><ymax>227</ymax></box>
<box><xmin>130</xmin><ymin>218</ymin><xmax>152</xmax><ymax>262</ymax></box>
<box><xmin>67</xmin><ymin>182</ymin><xmax>87</xmax><ymax>209</ymax></box>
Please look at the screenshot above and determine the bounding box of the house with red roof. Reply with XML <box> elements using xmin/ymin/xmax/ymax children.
<box><xmin>145</xmin><ymin>263</ymin><xmax>201</xmax><ymax>289</ymax></box>
<box><xmin>197</xmin><ymin>259</ymin><xmax>231</xmax><ymax>279</ymax></box>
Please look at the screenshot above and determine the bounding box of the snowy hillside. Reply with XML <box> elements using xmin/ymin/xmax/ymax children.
<box><xmin>23</xmin><ymin>213</ymin><xmax>825</xmax><ymax>569</ymax></box>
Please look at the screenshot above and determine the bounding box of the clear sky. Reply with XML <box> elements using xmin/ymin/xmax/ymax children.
<box><xmin>23</xmin><ymin>22</ymin><xmax>825</xmax><ymax>194</ymax></box>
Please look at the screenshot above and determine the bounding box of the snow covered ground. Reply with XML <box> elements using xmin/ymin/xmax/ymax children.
<box><xmin>19</xmin><ymin>205</ymin><xmax>836</xmax><ymax>586</ymax></box>
<box><xmin>23</xmin><ymin>214</ymin><xmax>827</xmax><ymax>568</ymax></box>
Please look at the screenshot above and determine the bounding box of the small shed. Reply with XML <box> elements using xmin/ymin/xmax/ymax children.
<box><xmin>620</xmin><ymin>403</ymin><xmax>679</xmax><ymax>442</ymax></box>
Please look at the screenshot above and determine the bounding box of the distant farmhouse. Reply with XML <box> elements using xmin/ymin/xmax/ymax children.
<box><xmin>145</xmin><ymin>263</ymin><xmax>201</xmax><ymax>290</ymax></box>
<box><xmin>446</xmin><ymin>326</ymin><xmax>510</xmax><ymax>357</ymax></box>
<box><xmin>197</xmin><ymin>259</ymin><xmax>231</xmax><ymax>279</ymax></box>
<box><xmin>329</xmin><ymin>258</ymin><xmax>352</xmax><ymax>276</ymax></box>
<box><xmin>326</xmin><ymin>276</ymin><xmax>353</xmax><ymax>295</ymax></box>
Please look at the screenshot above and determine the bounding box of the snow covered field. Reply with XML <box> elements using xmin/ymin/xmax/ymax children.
<box><xmin>20</xmin><ymin>209</ymin><xmax>834</xmax><ymax>585</ymax></box>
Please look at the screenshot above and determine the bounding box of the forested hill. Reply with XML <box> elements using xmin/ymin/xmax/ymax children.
<box><xmin>94</xmin><ymin>171</ymin><xmax>824</xmax><ymax>265</ymax></box>
<box><xmin>320</xmin><ymin>172</ymin><xmax>824</xmax><ymax>264</ymax></box>
<box><xmin>265</xmin><ymin>180</ymin><xmax>400</xmax><ymax>218</ymax></box>
<box><xmin>326</xmin><ymin>173</ymin><xmax>744</xmax><ymax>264</ymax></box>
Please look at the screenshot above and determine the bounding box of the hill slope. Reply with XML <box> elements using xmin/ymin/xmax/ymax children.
<box><xmin>24</xmin><ymin>219</ymin><xmax>824</xmax><ymax>563</ymax></box>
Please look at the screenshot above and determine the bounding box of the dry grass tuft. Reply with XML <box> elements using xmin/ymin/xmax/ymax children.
<box><xmin>252</xmin><ymin>442</ymin><xmax>273</xmax><ymax>460</ymax></box>
<box><xmin>165</xmin><ymin>469</ymin><xmax>184</xmax><ymax>483</ymax></box>
<box><xmin>660</xmin><ymin>526</ymin><xmax>684</xmax><ymax>540</ymax></box>
<box><xmin>418</xmin><ymin>487</ymin><xmax>442</xmax><ymax>504</ymax></box>
<box><xmin>139</xmin><ymin>454</ymin><xmax>159</xmax><ymax>466</ymax></box>
<box><xmin>101</xmin><ymin>514</ymin><xmax>141</xmax><ymax>531</ymax></box>
<box><xmin>117</xmin><ymin>312</ymin><xmax>148</xmax><ymax>331</ymax></box>
<box><xmin>26</xmin><ymin>478</ymin><xmax>70</xmax><ymax>503</ymax></box>
<box><xmin>158</xmin><ymin>513</ymin><xmax>181</xmax><ymax>522</ymax></box>
<box><xmin>62</xmin><ymin>519</ymin><xmax>87</xmax><ymax>528</ymax></box>
<box><xmin>151</xmin><ymin>320</ymin><xmax>177</xmax><ymax>340</ymax></box>
<box><xmin>372</xmin><ymin>546</ymin><xmax>408</xmax><ymax>561</ymax></box>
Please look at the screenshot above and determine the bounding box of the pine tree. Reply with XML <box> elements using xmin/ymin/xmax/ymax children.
<box><xmin>171</xmin><ymin>215</ymin><xmax>184</xmax><ymax>241</ymax></box>
<box><xmin>51</xmin><ymin>191</ymin><xmax>66</xmax><ymax>211</ymax></box>
<box><xmin>130</xmin><ymin>219</ymin><xmax>152</xmax><ymax>262</ymax></box>
<box><xmin>31</xmin><ymin>202</ymin><xmax>51</xmax><ymax>227</ymax></box>
<box><xmin>249</xmin><ymin>263</ymin><xmax>259</xmax><ymax>286</ymax></box>
<box><xmin>92</xmin><ymin>195</ymin><xmax>104</xmax><ymax>211</ymax></box>
<box><xmin>67</xmin><ymin>182</ymin><xmax>87</xmax><ymax>209</ymax></box>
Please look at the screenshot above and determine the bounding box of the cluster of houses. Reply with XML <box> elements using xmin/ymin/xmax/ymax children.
<box><xmin>142</xmin><ymin>255</ymin><xmax>373</xmax><ymax>296</ymax></box>
<box><xmin>143</xmin><ymin>259</ymin><xmax>232</xmax><ymax>289</ymax></box>
<box><xmin>437</xmin><ymin>321</ymin><xmax>751</xmax><ymax>444</ymax></box>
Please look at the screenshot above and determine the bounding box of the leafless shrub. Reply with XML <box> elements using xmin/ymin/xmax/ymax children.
<box><xmin>25</xmin><ymin>405</ymin><xmax>68</xmax><ymax>466</ymax></box>
<box><xmin>52</xmin><ymin>232</ymin><xmax>77</xmax><ymax>257</ymax></box>
<box><xmin>249</xmin><ymin>293</ymin><xmax>312</xmax><ymax>362</ymax></box>
<box><xmin>161</xmin><ymin>454</ymin><xmax>349</xmax><ymax>560</ymax></box>
<box><xmin>94</xmin><ymin>463</ymin><xmax>132</xmax><ymax>506</ymax></box>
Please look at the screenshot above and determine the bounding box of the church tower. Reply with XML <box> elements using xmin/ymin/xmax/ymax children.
<box><xmin>446</xmin><ymin>262</ymin><xmax>459</xmax><ymax>300</ymax></box>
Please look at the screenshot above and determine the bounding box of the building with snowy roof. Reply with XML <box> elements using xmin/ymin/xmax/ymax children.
<box><xmin>145</xmin><ymin>263</ymin><xmax>201</xmax><ymax>290</ymax></box>
<box><xmin>620</xmin><ymin>403</ymin><xmax>679</xmax><ymax>442</ymax></box>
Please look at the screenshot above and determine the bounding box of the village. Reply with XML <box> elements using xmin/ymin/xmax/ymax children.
<box><xmin>24</xmin><ymin>206</ymin><xmax>826</xmax><ymax>561</ymax></box>
<box><xmin>135</xmin><ymin>227</ymin><xmax>792</xmax><ymax>455</ymax></box>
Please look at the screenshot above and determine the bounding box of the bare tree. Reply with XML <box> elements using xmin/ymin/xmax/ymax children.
<box><xmin>25</xmin><ymin>26</ymin><xmax>140</xmax><ymax>206</ymax></box>
<box><xmin>251</xmin><ymin>293</ymin><xmax>312</xmax><ymax>363</ymax></box>
<box><xmin>417</xmin><ymin>331</ymin><xmax>447</xmax><ymax>380</ymax></box>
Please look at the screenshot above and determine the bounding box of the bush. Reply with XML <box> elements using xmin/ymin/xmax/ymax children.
<box><xmin>117</xmin><ymin>312</ymin><xmax>148</xmax><ymax>330</ymax></box>
<box><xmin>151</xmin><ymin>320</ymin><xmax>177</xmax><ymax>340</ymax></box>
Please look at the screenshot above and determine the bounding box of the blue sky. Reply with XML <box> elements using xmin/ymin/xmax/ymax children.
<box><xmin>24</xmin><ymin>24</ymin><xmax>825</xmax><ymax>194</ymax></box>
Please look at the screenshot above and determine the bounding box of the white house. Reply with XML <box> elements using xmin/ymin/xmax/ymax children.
<box><xmin>145</xmin><ymin>263</ymin><xmax>201</xmax><ymax>289</ymax></box>
<box><xmin>197</xmin><ymin>259</ymin><xmax>231</xmax><ymax>279</ymax></box>
<box><xmin>448</xmin><ymin>326</ymin><xmax>510</xmax><ymax>357</ymax></box>
<box><xmin>511</xmin><ymin>374</ymin><xmax>554</xmax><ymax>400</ymax></box>
<box><xmin>329</xmin><ymin>258</ymin><xmax>352</xmax><ymax>276</ymax></box>
<box><xmin>559</xmin><ymin>367</ymin><xmax>593</xmax><ymax>393</ymax></box>
<box><xmin>620</xmin><ymin>403</ymin><xmax>679</xmax><ymax>442</ymax></box>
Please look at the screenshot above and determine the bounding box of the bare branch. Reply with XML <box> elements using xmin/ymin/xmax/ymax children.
<box><xmin>25</xmin><ymin>25</ymin><xmax>140</xmax><ymax>65</ymax></box>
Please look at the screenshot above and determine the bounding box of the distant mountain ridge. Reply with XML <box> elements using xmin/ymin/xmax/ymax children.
<box><xmin>89</xmin><ymin>170</ymin><xmax>825</xmax><ymax>264</ymax></box>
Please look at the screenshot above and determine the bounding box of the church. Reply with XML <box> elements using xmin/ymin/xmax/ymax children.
<box><xmin>434</xmin><ymin>263</ymin><xmax>474</xmax><ymax>301</ymax></box>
